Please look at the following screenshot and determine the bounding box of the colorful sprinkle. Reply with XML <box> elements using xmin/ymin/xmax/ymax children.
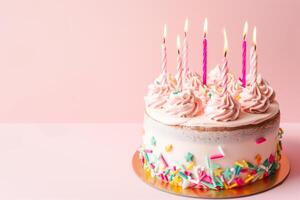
<box><xmin>138</xmin><ymin>147</ymin><xmax>280</xmax><ymax>191</ymax></box>
<box><xmin>160</xmin><ymin>154</ymin><xmax>168</xmax><ymax>167</ymax></box>
<box><xmin>144</xmin><ymin>149</ymin><xmax>153</xmax><ymax>153</ymax></box>
<box><xmin>186</xmin><ymin>161</ymin><xmax>195</xmax><ymax>170</ymax></box>
<box><xmin>256</xmin><ymin>137</ymin><xmax>267</xmax><ymax>144</ymax></box>
<box><xmin>229</xmin><ymin>182</ymin><xmax>238</xmax><ymax>189</ymax></box>
<box><xmin>210</xmin><ymin>154</ymin><xmax>224</xmax><ymax>160</ymax></box>
<box><xmin>165</xmin><ymin>144</ymin><xmax>173</xmax><ymax>152</ymax></box>
<box><xmin>214</xmin><ymin>168</ymin><xmax>224</xmax><ymax>177</ymax></box>
<box><xmin>242</xmin><ymin>160</ymin><xmax>248</xmax><ymax>168</ymax></box>
<box><xmin>223</xmin><ymin>168</ymin><xmax>232</xmax><ymax>180</ymax></box>
<box><xmin>255</xmin><ymin>154</ymin><xmax>262</xmax><ymax>165</ymax></box>
<box><xmin>179</xmin><ymin>171</ymin><xmax>188</xmax><ymax>180</ymax></box>
<box><xmin>218</xmin><ymin>146</ymin><xmax>225</xmax><ymax>156</ymax></box>
<box><xmin>235</xmin><ymin>161</ymin><xmax>244</xmax><ymax>168</ymax></box>
<box><xmin>150</xmin><ymin>136</ymin><xmax>156</xmax><ymax>146</ymax></box>
<box><xmin>235</xmin><ymin>177</ymin><xmax>243</xmax><ymax>186</ymax></box>
<box><xmin>144</xmin><ymin>153</ymin><xmax>150</xmax><ymax>163</ymax></box>
<box><xmin>244</xmin><ymin>175</ymin><xmax>254</xmax><ymax>183</ymax></box>
<box><xmin>205</xmin><ymin>155</ymin><xmax>211</xmax><ymax>169</ymax></box>
<box><xmin>185</xmin><ymin>152</ymin><xmax>194</xmax><ymax>162</ymax></box>
<box><xmin>269</xmin><ymin>154</ymin><xmax>275</xmax><ymax>163</ymax></box>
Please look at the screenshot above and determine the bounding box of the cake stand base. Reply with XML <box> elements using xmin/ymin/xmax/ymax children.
<box><xmin>132</xmin><ymin>151</ymin><xmax>290</xmax><ymax>199</ymax></box>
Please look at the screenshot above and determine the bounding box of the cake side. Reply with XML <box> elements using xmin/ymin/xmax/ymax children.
<box><xmin>140</xmin><ymin>113</ymin><xmax>281</xmax><ymax>189</ymax></box>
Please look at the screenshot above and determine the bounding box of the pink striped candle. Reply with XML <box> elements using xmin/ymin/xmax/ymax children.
<box><xmin>161</xmin><ymin>24</ymin><xmax>167</xmax><ymax>84</ymax></box>
<box><xmin>176</xmin><ymin>35</ymin><xmax>183</xmax><ymax>91</ymax></box>
<box><xmin>250</xmin><ymin>27</ymin><xmax>257</xmax><ymax>85</ymax></box>
<box><xmin>183</xmin><ymin>19</ymin><xmax>189</xmax><ymax>73</ymax></box>
<box><xmin>221</xmin><ymin>29</ymin><xmax>229</xmax><ymax>95</ymax></box>
<box><xmin>202</xmin><ymin>18</ymin><xmax>208</xmax><ymax>85</ymax></box>
<box><xmin>241</xmin><ymin>22</ymin><xmax>248</xmax><ymax>88</ymax></box>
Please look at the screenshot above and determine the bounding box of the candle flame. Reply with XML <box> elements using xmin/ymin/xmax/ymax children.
<box><xmin>243</xmin><ymin>21</ymin><xmax>248</xmax><ymax>39</ymax></box>
<box><xmin>253</xmin><ymin>26</ymin><xmax>257</xmax><ymax>47</ymax></box>
<box><xmin>163</xmin><ymin>24</ymin><xmax>167</xmax><ymax>38</ymax></box>
<box><xmin>177</xmin><ymin>35</ymin><xmax>181</xmax><ymax>50</ymax></box>
<box><xmin>184</xmin><ymin>18</ymin><xmax>189</xmax><ymax>34</ymax></box>
<box><xmin>204</xmin><ymin>17</ymin><xmax>208</xmax><ymax>37</ymax></box>
<box><xmin>223</xmin><ymin>29</ymin><xmax>228</xmax><ymax>57</ymax></box>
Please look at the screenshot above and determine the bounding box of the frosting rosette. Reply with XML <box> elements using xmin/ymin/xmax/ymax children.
<box><xmin>208</xmin><ymin>65</ymin><xmax>221</xmax><ymax>86</ymax></box>
<box><xmin>182</xmin><ymin>72</ymin><xmax>209</xmax><ymax>104</ymax></box>
<box><xmin>144</xmin><ymin>74</ymin><xmax>174</xmax><ymax>109</ymax></box>
<box><xmin>227</xmin><ymin>74</ymin><xmax>242</xmax><ymax>100</ymax></box>
<box><xmin>205</xmin><ymin>91</ymin><xmax>240</xmax><ymax>122</ymax></box>
<box><xmin>239</xmin><ymin>83</ymin><xmax>270</xmax><ymax>114</ymax></box>
<box><xmin>164</xmin><ymin>89</ymin><xmax>203</xmax><ymax>118</ymax></box>
<box><xmin>208</xmin><ymin>66</ymin><xmax>241</xmax><ymax>99</ymax></box>
<box><xmin>257</xmin><ymin>74</ymin><xmax>275</xmax><ymax>102</ymax></box>
<box><xmin>246</xmin><ymin>74</ymin><xmax>275</xmax><ymax>103</ymax></box>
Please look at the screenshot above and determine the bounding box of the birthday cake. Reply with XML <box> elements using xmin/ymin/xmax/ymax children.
<box><xmin>138</xmin><ymin>21</ymin><xmax>283</xmax><ymax>190</ymax></box>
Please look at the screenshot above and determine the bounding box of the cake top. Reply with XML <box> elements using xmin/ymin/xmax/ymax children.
<box><xmin>144</xmin><ymin>21</ymin><xmax>278</xmax><ymax>127</ymax></box>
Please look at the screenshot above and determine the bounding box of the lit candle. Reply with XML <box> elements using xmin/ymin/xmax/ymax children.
<box><xmin>183</xmin><ymin>19</ymin><xmax>189</xmax><ymax>73</ymax></box>
<box><xmin>161</xmin><ymin>24</ymin><xmax>167</xmax><ymax>84</ymax></box>
<box><xmin>221</xmin><ymin>29</ymin><xmax>229</xmax><ymax>95</ymax></box>
<box><xmin>250</xmin><ymin>27</ymin><xmax>257</xmax><ymax>85</ymax></box>
<box><xmin>241</xmin><ymin>21</ymin><xmax>248</xmax><ymax>88</ymax></box>
<box><xmin>176</xmin><ymin>35</ymin><xmax>183</xmax><ymax>91</ymax></box>
<box><xmin>203</xmin><ymin>18</ymin><xmax>208</xmax><ymax>85</ymax></box>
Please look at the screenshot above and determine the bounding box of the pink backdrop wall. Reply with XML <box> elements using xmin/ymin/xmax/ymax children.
<box><xmin>0</xmin><ymin>0</ymin><xmax>298</xmax><ymax>122</ymax></box>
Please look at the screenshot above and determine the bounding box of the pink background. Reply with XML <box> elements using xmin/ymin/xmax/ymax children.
<box><xmin>0</xmin><ymin>0</ymin><xmax>298</xmax><ymax>122</ymax></box>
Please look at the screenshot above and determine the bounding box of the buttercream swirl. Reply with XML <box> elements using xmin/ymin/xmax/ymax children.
<box><xmin>257</xmin><ymin>74</ymin><xmax>275</xmax><ymax>102</ymax></box>
<box><xmin>164</xmin><ymin>89</ymin><xmax>203</xmax><ymax>118</ymax></box>
<box><xmin>183</xmin><ymin>72</ymin><xmax>209</xmax><ymax>106</ymax></box>
<box><xmin>205</xmin><ymin>91</ymin><xmax>240</xmax><ymax>122</ymax></box>
<box><xmin>208</xmin><ymin>65</ymin><xmax>221</xmax><ymax>86</ymax></box>
<box><xmin>239</xmin><ymin>83</ymin><xmax>270</xmax><ymax>113</ymax></box>
<box><xmin>227</xmin><ymin>74</ymin><xmax>242</xmax><ymax>100</ymax></box>
<box><xmin>144</xmin><ymin>74</ymin><xmax>174</xmax><ymax>109</ymax></box>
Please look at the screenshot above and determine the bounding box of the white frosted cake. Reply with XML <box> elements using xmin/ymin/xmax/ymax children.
<box><xmin>139</xmin><ymin>70</ymin><xmax>283</xmax><ymax>190</ymax></box>
<box><xmin>138</xmin><ymin>23</ymin><xmax>283</xmax><ymax>190</ymax></box>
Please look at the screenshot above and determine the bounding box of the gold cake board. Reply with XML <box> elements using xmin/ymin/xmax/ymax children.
<box><xmin>132</xmin><ymin>151</ymin><xmax>290</xmax><ymax>198</ymax></box>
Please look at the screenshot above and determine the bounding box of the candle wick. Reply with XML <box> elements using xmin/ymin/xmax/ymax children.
<box><xmin>163</xmin><ymin>37</ymin><xmax>165</xmax><ymax>43</ymax></box>
<box><xmin>224</xmin><ymin>51</ymin><xmax>227</xmax><ymax>58</ymax></box>
<box><xmin>254</xmin><ymin>44</ymin><xmax>257</xmax><ymax>51</ymax></box>
<box><xmin>178</xmin><ymin>49</ymin><xmax>180</xmax><ymax>54</ymax></box>
<box><xmin>184</xmin><ymin>32</ymin><xmax>187</xmax><ymax>37</ymax></box>
<box><xmin>204</xmin><ymin>32</ymin><xmax>207</xmax><ymax>38</ymax></box>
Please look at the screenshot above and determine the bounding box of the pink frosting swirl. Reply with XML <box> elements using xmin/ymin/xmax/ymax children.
<box><xmin>207</xmin><ymin>65</ymin><xmax>221</xmax><ymax>86</ymax></box>
<box><xmin>257</xmin><ymin>74</ymin><xmax>275</xmax><ymax>102</ymax></box>
<box><xmin>246</xmin><ymin>74</ymin><xmax>276</xmax><ymax>103</ymax></box>
<box><xmin>239</xmin><ymin>83</ymin><xmax>270</xmax><ymax>113</ymax></box>
<box><xmin>183</xmin><ymin>72</ymin><xmax>203</xmax><ymax>91</ymax></box>
<box><xmin>205</xmin><ymin>92</ymin><xmax>240</xmax><ymax>122</ymax></box>
<box><xmin>183</xmin><ymin>72</ymin><xmax>209</xmax><ymax>106</ymax></box>
<box><xmin>144</xmin><ymin>74</ymin><xmax>174</xmax><ymax>109</ymax></box>
<box><xmin>227</xmin><ymin>74</ymin><xmax>242</xmax><ymax>99</ymax></box>
<box><xmin>164</xmin><ymin>89</ymin><xmax>203</xmax><ymax>118</ymax></box>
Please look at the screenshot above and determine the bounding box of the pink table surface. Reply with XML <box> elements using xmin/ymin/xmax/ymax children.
<box><xmin>0</xmin><ymin>123</ymin><xmax>297</xmax><ymax>200</ymax></box>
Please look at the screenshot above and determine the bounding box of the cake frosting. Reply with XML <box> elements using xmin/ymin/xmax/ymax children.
<box><xmin>257</xmin><ymin>74</ymin><xmax>276</xmax><ymax>103</ymax></box>
<box><xmin>205</xmin><ymin>91</ymin><xmax>240</xmax><ymax>122</ymax></box>
<box><xmin>164</xmin><ymin>89</ymin><xmax>204</xmax><ymax>118</ymax></box>
<box><xmin>239</xmin><ymin>83</ymin><xmax>270</xmax><ymax>114</ymax></box>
